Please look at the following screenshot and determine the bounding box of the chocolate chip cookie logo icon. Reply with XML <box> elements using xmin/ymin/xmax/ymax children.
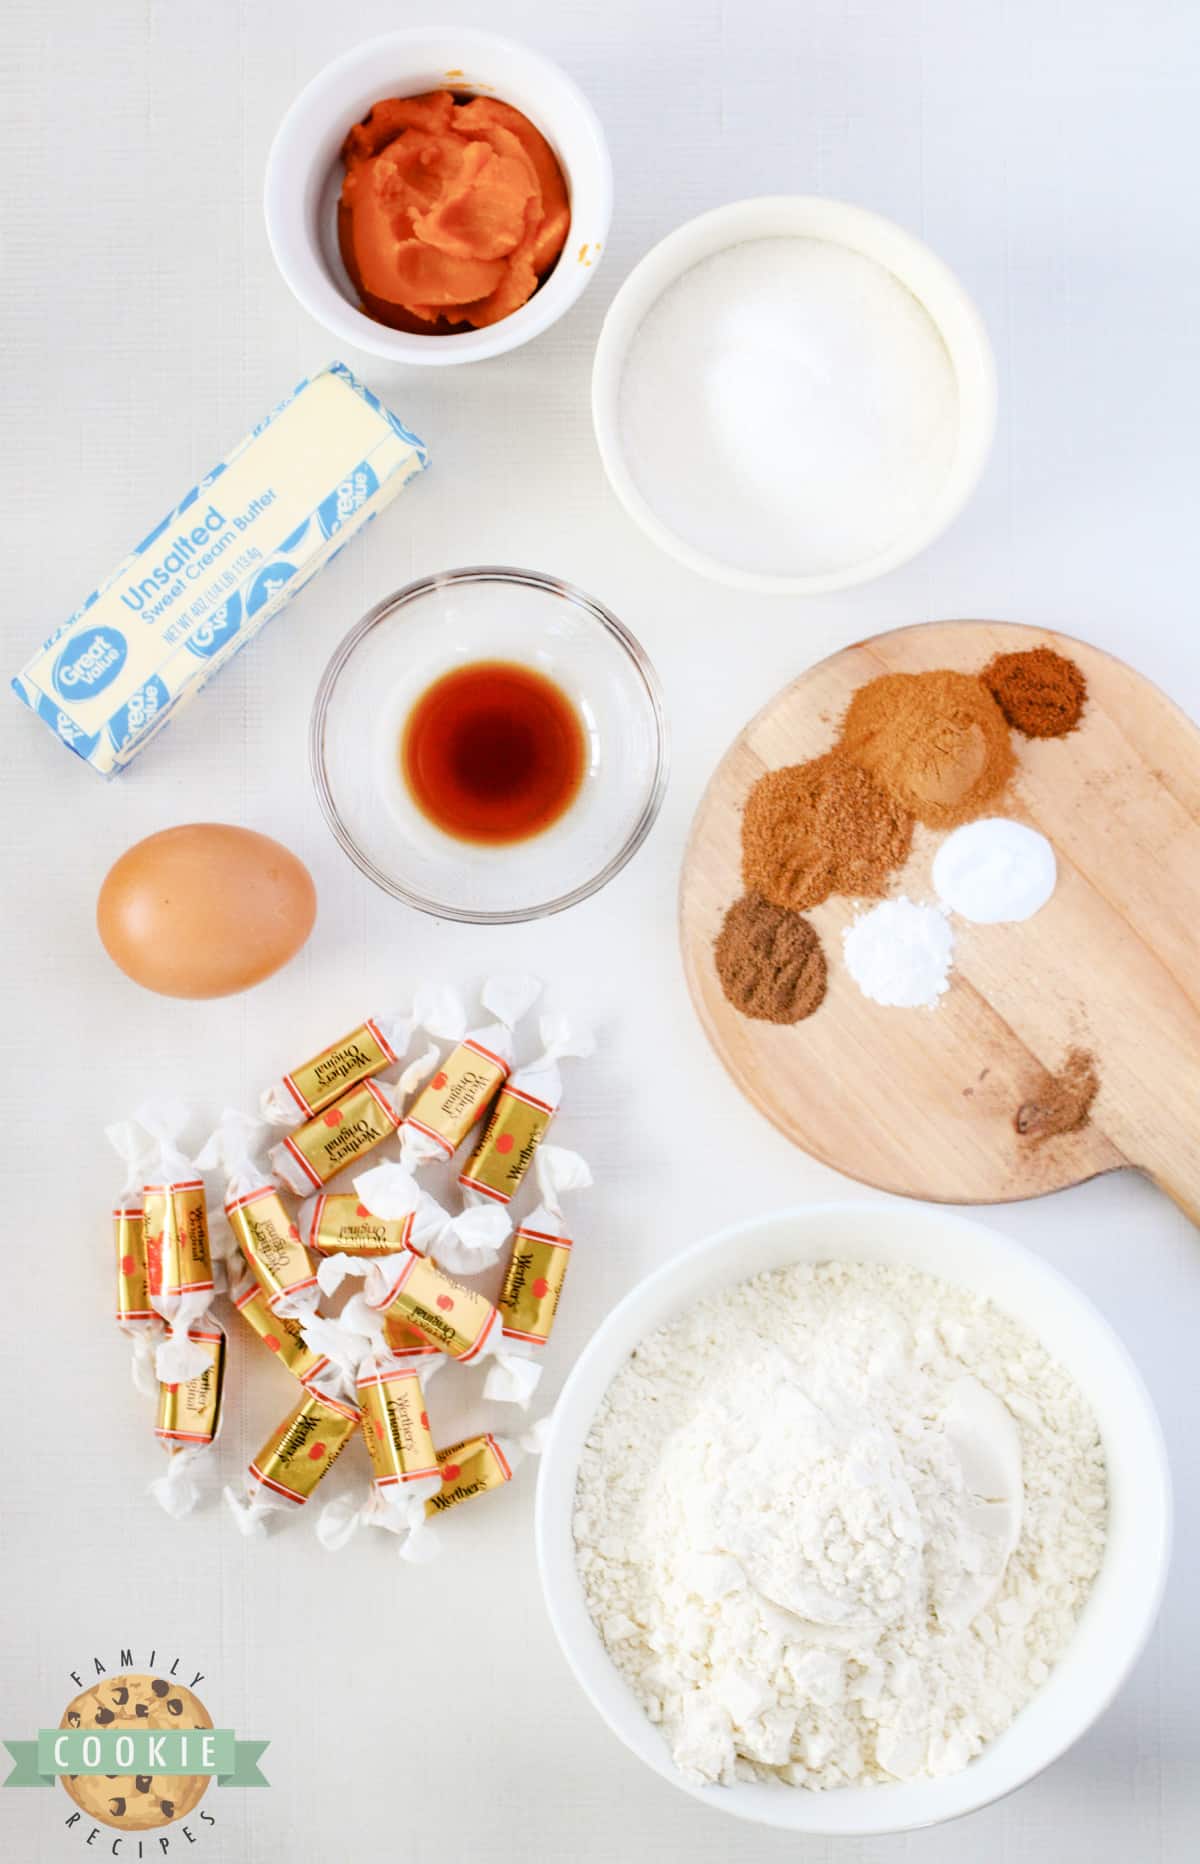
<box><xmin>57</xmin><ymin>1675</ymin><xmax>212</xmax><ymax>1834</ymax></box>
<box><xmin>4</xmin><ymin>1655</ymin><xmax>268</xmax><ymax>1848</ymax></box>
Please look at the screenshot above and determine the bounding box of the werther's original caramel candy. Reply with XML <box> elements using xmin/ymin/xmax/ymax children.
<box><xmin>149</xmin><ymin>1323</ymin><xmax>226</xmax><ymax>1519</ymax></box>
<box><xmin>395</xmin><ymin>1422</ymin><xmax>549</xmax><ymax>1562</ymax></box>
<box><xmin>136</xmin><ymin>1100</ymin><xmax>215</xmax><ymax>1385</ymax></box>
<box><xmin>353</xmin><ymin>1160</ymin><xmax>509</xmax><ymax>1274</ymax></box>
<box><xmin>230</xmin><ymin>1264</ymin><xmax>333</xmax><ymax>1391</ymax></box>
<box><xmin>400</xmin><ymin>975</ymin><xmax>541</xmax><ymax>1166</ymax></box>
<box><xmin>107</xmin><ymin>1120</ymin><xmax>164</xmax><ymax>1396</ymax></box>
<box><xmin>358</xmin><ymin>1353</ymin><xmax>441</xmax><ymax>1497</ymax></box>
<box><xmin>317</xmin><ymin>1234</ymin><xmax>540</xmax><ymax>1405</ymax></box>
<box><xmin>298</xmin><ymin>1192</ymin><xmax>415</xmax><ymax>1258</ymax></box>
<box><xmin>270</xmin><ymin>1077</ymin><xmax>403</xmax><ymax>1194</ymax></box>
<box><xmin>200</xmin><ymin>1108</ymin><xmax>319</xmax><ymax>1315</ymax></box>
<box><xmin>261</xmin><ymin>1010</ymin><xmax>416</xmax><ymax>1124</ymax></box>
<box><xmin>225</xmin><ymin>1382</ymin><xmax>362</xmax><ymax>1537</ymax></box>
<box><xmin>459</xmin><ymin>1015</ymin><xmax>592</xmax><ymax>1205</ymax></box>
<box><xmin>485</xmin><ymin>1146</ymin><xmax>591</xmax><ymax>1404</ymax></box>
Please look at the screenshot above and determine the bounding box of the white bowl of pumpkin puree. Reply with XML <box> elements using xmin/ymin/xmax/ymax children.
<box><xmin>265</xmin><ymin>27</ymin><xmax>612</xmax><ymax>365</ymax></box>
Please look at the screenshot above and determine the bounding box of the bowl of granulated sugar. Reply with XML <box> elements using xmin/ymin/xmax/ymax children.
<box><xmin>592</xmin><ymin>198</ymin><xmax>996</xmax><ymax>594</ymax></box>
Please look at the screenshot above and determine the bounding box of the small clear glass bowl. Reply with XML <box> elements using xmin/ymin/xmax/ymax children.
<box><xmin>310</xmin><ymin>567</ymin><xmax>669</xmax><ymax>922</ymax></box>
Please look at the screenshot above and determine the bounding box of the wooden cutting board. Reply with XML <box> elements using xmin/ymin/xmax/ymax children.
<box><xmin>680</xmin><ymin>620</ymin><xmax>1200</xmax><ymax>1223</ymax></box>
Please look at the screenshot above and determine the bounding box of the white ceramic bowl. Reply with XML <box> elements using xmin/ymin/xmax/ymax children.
<box><xmin>592</xmin><ymin>197</ymin><xmax>997</xmax><ymax>593</ymax></box>
<box><xmin>265</xmin><ymin>28</ymin><xmax>612</xmax><ymax>365</ymax></box>
<box><xmin>535</xmin><ymin>1202</ymin><xmax>1170</xmax><ymax>1835</ymax></box>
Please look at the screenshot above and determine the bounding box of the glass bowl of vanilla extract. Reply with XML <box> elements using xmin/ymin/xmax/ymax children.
<box><xmin>310</xmin><ymin>566</ymin><xmax>669</xmax><ymax>922</ymax></box>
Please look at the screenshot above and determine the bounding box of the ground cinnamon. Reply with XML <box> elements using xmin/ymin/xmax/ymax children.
<box><xmin>713</xmin><ymin>894</ymin><xmax>827</xmax><ymax>1023</ymax></box>
<box><xmin>741</xmin><ymin>752</ymin><xmax>913</xmax><ymax>911</ymax></box>
<box><xmin>839</xmin><ymin>670</ymin><xmax>1014</xmax><ymax>830</ymax></box>
<box><xmin>983</xmin><ymin>646</ymin><xmax>1087</xmax><ymax>739</ymax></box>
<box><xmin>1015</xmin><ymin>1048</ymin><xmax>1099</xmax><ymax>1141</ymax></box>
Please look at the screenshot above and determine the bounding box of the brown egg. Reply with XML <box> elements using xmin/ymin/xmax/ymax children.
<box><xmin>97</xmin><ymin>824</ymin><xmax>317</xmax><ymax>999</ymax></box>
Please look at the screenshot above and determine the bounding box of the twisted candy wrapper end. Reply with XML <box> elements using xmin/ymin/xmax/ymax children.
<box><xmin>481</xmin><ymin>973</ymin><xmax>543</xmax><ymax>1031</ymax></box>
<box><xmin>426</xmin><ymin>1201</ymin><xmax>510</xmax><ymax>1275</ymax></box>
<box><xmin>223</xmin><ymin>1484</ymin><xmax>275</xmax><ymax>1541</ymax></box>
<box><xmin>133</xmin><ymin>1098</ymin><xmax>196</xmax><ymax>1176</ymax></box>
<box><xmin>149</xmin><ymin>1448</ymin><xmax>206</xmax><ymax>1520</ymax></box>
<box><xmin>534</xmin><ymin>1143</ymin><xmax>593</xmax><ymax>1214</ymax></box>
<box><xmin>301</xmin><ymin>1309</ymin><xmax>377</xmax><ymax>1384</ymax></box>
<box><xmin>398</xmin><ymin>1044</ymin><xmax>440</xmax><ymax>1098</ymax></box>
<box><xmin>128</xmin><ymin>1328</ymin><xmax>164</xmax><ymax>1398</ymax></box>
<box><xmin>196</xmin><ymin>1107</ymin><xmax>271</xmax><ymax>1183</ymax></box>
<box><xmin>413</xmin><ymin>985</ymin><xmax>467</xmax><ymax>1044</ymax></box>
<box><xmin>106</xmin><ymin>1119</ymin><xmax>155</xmax><ymax>1194</ymax></box>
<box><xmin>353</xmin><ymin>1160</ymin><xmax>422</xmax><ymax>1223</ymax></box>
<box><xmin>534</xmin><ymin>1011</ymin><xmax>595</xmax><ymax>1067</ymax></box>
<box><xmin>155</xmin><ymin>1312</ymin><xmax>214</xmax><ymax>1384</ymax></box>
<box><xmin>481</xmin><ymin>1352</ymin><xmax>544</xmax><ymax>1408</ymax></box>
<box><xmin>317</xmin><ymin>1482</ymin><xmax>431</xmax><ymax>1553</ymax></box>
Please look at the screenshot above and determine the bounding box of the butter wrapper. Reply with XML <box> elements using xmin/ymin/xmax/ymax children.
<box><xmin>13</xmin><ymin>363</ymin><xmax>428</xmax><ymax>775</ymax></box>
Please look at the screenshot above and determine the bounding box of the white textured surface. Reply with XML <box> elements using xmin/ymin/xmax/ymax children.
<box><xmin>1</xmin><ymin>2</ymin><xmax>1198</xmax><ymax>1860</ymax></box>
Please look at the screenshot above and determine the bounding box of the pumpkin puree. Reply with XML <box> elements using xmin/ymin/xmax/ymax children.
<box><xmin>339</xmin><ymin>91</ymin><xmax>570</xmax><ymax>334</ymax></box>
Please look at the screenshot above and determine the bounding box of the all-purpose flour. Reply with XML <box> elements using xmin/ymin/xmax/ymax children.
<box><xmin>574</xmin><ymin>1261</ymin><xmax>1106</xmax><ymax>1789</ymax></box>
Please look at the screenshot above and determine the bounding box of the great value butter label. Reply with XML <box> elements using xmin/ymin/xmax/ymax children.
<box><xmin>12</xmin><ymin>363</ymin><xmax>428</xmax><ymax>775</ymax></box>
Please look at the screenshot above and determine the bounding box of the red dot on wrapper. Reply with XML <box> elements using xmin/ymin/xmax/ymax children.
<box><xmin>309</xmin><ymin>1442</ymin><xmax>326</xmax><ymax>1460</ymax></box>
<box><xmin>264</xmin><ymin>1334</ymin><xmax>281</xmax><ymax>1352</ymax></box>
<box><xmin>432</xmin><ymin>1071</ymin><xmax>448</xmax><ymax>1090</ymax></box>
<box><xmin>533</xmin><ymin>1277</ymin><xmax>550</xmax><ymax>1299</ymax></box>
<box><xmin>496</xmin><ymin>1133</ymin><xmax>515</xmax><ymax>1155</ymax></box>
<box><xmin>356</xmin><ymin>1204</ymin><xmax>370</xmax><ymax>1218</ymax></box>
<box><xmin>323</xmin><ymin>1109</ymin><xmax>342</xmax><ymax>1127</ymax></box>
<box><xmin>120</xmin><ymin>1254</ymin><xmax>136</xmax><ymax>1276</ymax></box>
<box><xmin>436</xmin><ymin>1294</ymin><xmax>454</xmax><ymax>1312</ymax></box>
<box><xmin>441</xmin><ymin>1464</ymin><xmax>460</xmax><ymax>1483</ymax></box>
<box><xmin>421</xmin><ymin>1412</ymin><xmax>429</xmax><ymax>1429</ymax></box>
<box><xmin>288</xmin><ymin>1225</ymin><xmax>300</xmax><ymax>1240</ymax></box>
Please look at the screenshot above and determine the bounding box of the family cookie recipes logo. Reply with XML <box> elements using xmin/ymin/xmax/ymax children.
<box><xmin>4</xmin><ymin>1650</ymin><xmax>268</xmax><ymax>1852</ymax></box>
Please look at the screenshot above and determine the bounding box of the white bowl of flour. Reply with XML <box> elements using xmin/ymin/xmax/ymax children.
<box><xmin>592</xmin><ymin>198</ymin><xmax>996</xmax><ymax>594</ymax></box>
<box><xmin>535</xmin><ymin>1204</ymin><xmax>1169</xmax><ymax>1834</ymax></box>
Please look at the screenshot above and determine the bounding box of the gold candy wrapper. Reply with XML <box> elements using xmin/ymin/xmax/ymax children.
<box><xmin>273</xmin><ymin>1080</ymin><xmax>400</xmax><ymax>1193</ymax></box>
<box><xmin>402</xmin><ymin>1038</ymin><xmax>508</xmax><ymax>1160</ymax></box>
<box><xmin>113</xmin><ymin>1202</ymin><xmax>155</xmax><ymax>1324</ymax></box>
<box><xmin>425</xmin><ymin>1434</ymin><xmax>515</xmax><ymax>1516</ymax></box>
<box><xmin>274</xmin><ymin>1018</ymin><xmax>407</xmax><ymax>1121</ymax></box>
<box><xmin>143</xmin><ymin>1179</ymin><xmax>213</xmax><ymax>1301</ymax></box>
<box><xmin>459</xmin><ymin>1085</ymin><xmax>554</xmax><ymax>1205</ymax></box>
<box><xmin>300</xmin><ymin>1191</ymin><xmax>415</xmax><ymax>1258</ymax></box>
<box><xmin>247</xmin><ymin>1387</ymin><xmax>361</xmax><ymax>1507</ymax></box>
<box><xmin>373</xmin><ymin>1250</ymin><xmax>502</xmax><ymax>1365</ymax></box>
<box><xmin>499</xmin><ymin>1221</ymin><xmax>573</xmax><ymax>1347</ymax></box>
<box><xmin>233</xmin><ymin>1276</ymin><xmax>331</xmax><ymax>1388</ymax></box>
<box><xmin>155</xmin><ymin>1327</ymin><xmax>226</xmax><ymax>1448</ymax></box>
<box><xmin>358</xmin><ymin>1362</ymin><xmax>439</xmax><ymax>1491</ymax></box>
<box><xmin>226</xmin><ymin>1184</ymin><xmax>318</xmax><ymax>1309</ymax></box>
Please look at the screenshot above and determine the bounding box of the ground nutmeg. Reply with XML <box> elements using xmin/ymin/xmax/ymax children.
<box><xmin>713</xmin><ymin>893</ymin><xmax>828</xmax><ymax>1024</ymax></box>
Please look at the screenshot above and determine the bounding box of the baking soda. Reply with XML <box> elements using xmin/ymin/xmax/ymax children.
<box><xmin>933</xmin><ymin>818</ymin><xmax>1057</xmax><ymax>924</ymax></box>
<box><xmin>618</xmin><ymin>239</ymin><xmax>959</xmax><ymax>578</ymax></box>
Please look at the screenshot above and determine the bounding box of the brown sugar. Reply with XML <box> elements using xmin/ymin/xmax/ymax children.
<box><xmin>839</xmin><ymin>670</ymin><xmax>1015</xmax><ymax>830</ymax></box>
<box><xmin>713</xmin><ymin>894</ymin><xmax>828</xmax><ymax>1024</ymax></box>
<box><xmin>1015</xmin><ymin>1048</ymin><xmax>1099</xmax><ymax>1142</ymax></box>
<box><xmin>741</xmin><ymin>752</ymin><xmax>914</xmax><ymax>912</ymax></box>
<box><xmin>983</xmin><ymin>646</ymin><xmax>1088</xmax><ymax>739</ymax></box>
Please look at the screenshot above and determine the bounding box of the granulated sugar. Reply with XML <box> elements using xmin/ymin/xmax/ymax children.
<box><xmin>574</xmin><ymin>1260</ymin><xmax>1106</xmax><ymax>1791</ymax></box>
<box><xmin>617</xmin><ymin>238</ymin><xmax>959</xmax><ymax>578</ymax></box>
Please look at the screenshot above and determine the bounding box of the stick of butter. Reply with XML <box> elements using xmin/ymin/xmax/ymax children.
<box><xmin>12</xmin><ymin>362</ymin><xmax>428</xmax><ymax>776</ymax></box>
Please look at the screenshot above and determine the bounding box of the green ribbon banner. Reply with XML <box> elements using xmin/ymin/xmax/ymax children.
<box><xmin>4</xmin><ymin>1730</ymin><xmax>269</xmax><ymax>1788</ymax></box>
